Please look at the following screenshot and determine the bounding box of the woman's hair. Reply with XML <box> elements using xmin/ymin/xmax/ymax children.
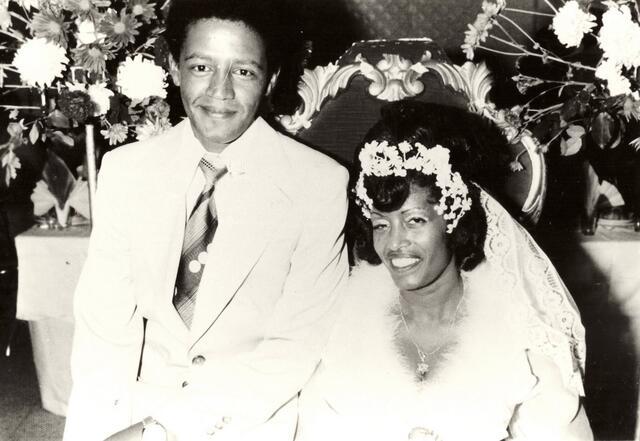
<box><xmin>351</xmin><ymin>101</ymin><xmax>510</xmax><ymax>271</ymax></box>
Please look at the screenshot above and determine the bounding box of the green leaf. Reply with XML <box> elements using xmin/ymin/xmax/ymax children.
<box><xmin>50</xmin><ymin>131</ymin><xmax>75</xmax><ymax>147</ymax></box>
<box><xmin>42</xmin><ymin>150</ymin><xmax>75</xmax><ymax>208</ymax></box>
<box><xmin>560</xmin><ymin>137</ymin><xmax>582</xmax><ymax>156</ymax></box>
<box><xmin>590</xmin><ymin>112</ymin><xmax>617</xmax><ymax>149</ymax></box>
<box><xmin>48</xmin><ymin>110</ymin><xmax>71</xmax><ymax>129</ymax></box>
<box><xmin>29</xmin><ymin>123</ymin><xmax>39</xmax><ymax>145</ymax></box>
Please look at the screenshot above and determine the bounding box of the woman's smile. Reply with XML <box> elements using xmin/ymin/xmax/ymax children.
<box><xmin>388</xmin><ymin>255</ymin><xmax>422</xmax><ymax>271</ymax></box>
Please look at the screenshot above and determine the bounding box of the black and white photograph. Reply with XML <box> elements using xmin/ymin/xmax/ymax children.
<box><xmin>1</xmin><ymin>0</ymin><xmax>639</xmax><ymax>440</ymax></box>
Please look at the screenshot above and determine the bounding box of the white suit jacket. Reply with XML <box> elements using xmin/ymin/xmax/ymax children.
<box><xmin>63</xmin><ymin>117</ymin><xmax>349</xmax><ymax>440</ymax></box>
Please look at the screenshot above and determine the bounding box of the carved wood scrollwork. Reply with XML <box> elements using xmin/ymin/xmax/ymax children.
<box><xmin>277</xmin><ymin>50</ymin><xmax>546</xmax><ymax>224</ymax></box>
<box><xmin>357</xmin><ymin>53</ymin><xmax>426</xmax><ymax>101</ymax></box>
<box><xmin>276</xmin><ymin>52</ymin><xmax>428</xmax><ymax>134</ymax></box>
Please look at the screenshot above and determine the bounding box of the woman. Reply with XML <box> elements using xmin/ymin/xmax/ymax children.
<box><xmin>296</xmin><ymin>102</ymin><xmax>593</xmax><ymax>441</ymax></box>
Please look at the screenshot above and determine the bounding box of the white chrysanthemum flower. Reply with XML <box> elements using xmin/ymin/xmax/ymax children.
<box><xmin>481</xmin><ymin>0</ymin><xmax>504</xmax><ymax>18</ymax></box>
<box><xmin>398</xmin><ymin>141</ymin><xmax>412</xmax><ymax>154</ymax></box>
<box><xmin>12</xmin><ymin>38</ymin><xmax>68</xmax><ymax>88</ymax></box>
<box><xmin>461</xmin><ymin>12</ymin><xmax>494</xmax><ymax>59</ymax></box>
<box><xmin>135</xmin><ymin>120</ymin><xmax>155</xmax><ymax>140</ymax></box>
<box><xmin>75</xmin><ymin>18</ymin><xmax>105</xmax><ymax>45</ymax></box>
<box><xmin>87</xmin><ymin>82</ymin><xmax>113</xmax><ymax>115</ymax></box>
<box><xmin>599</xmin><ymin>4</ymin><xmax>640</xmax><ymax>68</ymax></box>
<box><xmin>101</xmin><ymin>123</ymin><xmax>128</xmax><ymax>145</ymax></box>
<box><xmin>552</xmin><ymin>1</ymin><xmax>596</xmax><ymax>48</ymax></box>
<box><xmin>135</xmin><ymin>117</ymin><xmax>171</xmax><ymax>141</ymax></box>
<box><xmin>116</xmin><ymin>55</ymin><xmax>167</xmax><ymax>103</ymax></box>
<box><xmin>15</xmin><ymin>0</ymin><xmax>40</xmax><ymax>10</ymax></box>
<box><xmin>596</xmin><ymin>58</ymin><xmax>632</xmax><ymax>96</ymax></box>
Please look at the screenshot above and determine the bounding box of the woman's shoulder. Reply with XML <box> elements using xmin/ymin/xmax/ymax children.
<box><xmin>322</xmin><ymin>262</ymin><xmax>404</xmax><ymax>371</ymax></box>
<box><xmin>340</xmin><ymin>262</ymin><xmax>397</xmax><ymax>309</ymax></box>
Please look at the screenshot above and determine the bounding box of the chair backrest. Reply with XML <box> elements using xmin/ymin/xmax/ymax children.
<box><xmin>277</xmin><ymin>38</ymin><xmax>545</xmax><ymax>225</ymax></box>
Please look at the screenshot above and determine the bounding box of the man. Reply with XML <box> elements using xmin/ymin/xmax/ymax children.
<box><xmin>63</xmin><ymin>0</ymin><xmax>349</xmax><ymax>439</ymax></box>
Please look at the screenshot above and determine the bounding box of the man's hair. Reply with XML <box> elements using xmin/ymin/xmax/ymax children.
<box><xmin>164</xmin><ymin>0</ymin><xmax>296</xmax><ymax>78</ymax></box>
<box><xmin>351</xmin><ymin>101</ymin><xmax>511</xmax><ymax>271</ymax></box>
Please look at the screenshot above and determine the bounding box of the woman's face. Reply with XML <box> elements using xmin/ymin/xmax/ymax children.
<box><xmin>371</xmin><ymin>186</ymin><xmax>452</xmax><ymax>293</ymax></box>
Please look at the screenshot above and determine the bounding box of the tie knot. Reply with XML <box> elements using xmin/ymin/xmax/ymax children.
<box><xmin>199</xmin><ymin>156</ymin><xmax>226</xmax><ymax>187</ymax></box>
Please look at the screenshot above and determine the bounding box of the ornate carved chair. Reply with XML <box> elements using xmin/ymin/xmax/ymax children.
<box><xmin>277</xmin><ymin>38</ymin><xmax>545</xmax><ymax>226</ymax></box>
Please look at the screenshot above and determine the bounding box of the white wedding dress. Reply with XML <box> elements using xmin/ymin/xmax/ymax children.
<box><xmin>296</xmin><ymin>191</ymin><xmax>591</xmax><ymax>441</ymax></box>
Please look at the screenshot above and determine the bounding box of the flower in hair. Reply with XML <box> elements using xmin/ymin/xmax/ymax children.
<box><xmin>355</xmin><ymin>140</ymin><xmax>472</xmax><ymax>234</ymax></box>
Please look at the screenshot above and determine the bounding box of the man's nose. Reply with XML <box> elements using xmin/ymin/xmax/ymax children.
<box><xmin>206</xmin><ymin>67</ymin><xmax>234</xmax><ymax>99</ymax></box>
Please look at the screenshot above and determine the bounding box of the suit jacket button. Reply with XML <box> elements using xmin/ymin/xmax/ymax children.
<box><xmin>181</xmin><ymin>381</ymin><xmax>189</xmax><ymax>388</ymax></box>
<box><xmin>192</xmin><ymin>355</ymin><xmax>206</xmax><ymax>366</ymax></box>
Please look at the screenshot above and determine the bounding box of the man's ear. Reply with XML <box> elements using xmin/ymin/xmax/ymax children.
<box><xmin>265</xmin><ymin>68</ymin><xmax>280</xmax><ymax>96</ymax></box>
<box><xmin>169</xmin><ymin>56</ymin><xmax>181</xmax><ymax>87</ymax></box>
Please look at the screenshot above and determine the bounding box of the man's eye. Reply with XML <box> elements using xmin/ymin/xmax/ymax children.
<box><xmin>233</xmin><ymin>68</ymin><xmax>256</xmax><ymax>78</ymax></box>
<box><xmin>189</xmin><ymin>64</ymin><xmax>211</xmax><ymax>74</ymax></box>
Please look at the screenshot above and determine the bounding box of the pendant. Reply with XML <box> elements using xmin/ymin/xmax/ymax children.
<box><xmin>417</xmin><ymin>361</ymin><xmax>430</xmax><ymax>379</ymax></box>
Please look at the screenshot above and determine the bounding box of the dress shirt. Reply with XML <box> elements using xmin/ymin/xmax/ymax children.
<box><xmin>185</xmin><ymin>151</ymin><xmax>225</xmax><ymax>219</ymax></box>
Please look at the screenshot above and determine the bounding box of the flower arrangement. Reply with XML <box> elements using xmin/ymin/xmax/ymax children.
<box><xmin>0</xmin><ymin>0</ymin><xmax>172</xmax><ymax>190</ymax></box>
<box><xmin>463</xmin><ymin>0</ymin><xmax>640</xmax><ymax>231</ymax></box>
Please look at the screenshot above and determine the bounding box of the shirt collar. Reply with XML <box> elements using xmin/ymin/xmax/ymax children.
<box><xmin>182</xmin><ymin>116</ymin><xmax>275</xmax><ymax>176</ymax></box>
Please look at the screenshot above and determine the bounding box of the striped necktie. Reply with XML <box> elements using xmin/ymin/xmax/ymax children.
<box><xmin>173</xmin><ymin>156</ymin><xmax>225</xmax><ymax>327</ymax></box>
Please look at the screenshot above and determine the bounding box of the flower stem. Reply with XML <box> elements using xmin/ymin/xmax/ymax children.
<box><xmin>476</xmin><ymin>45</ymin><xmax>527</xmax><ymax>57</ymax></box>
<box><xmin>0</xmin><ymin>65</ymin><xmax>20</xmax><ymax>74</ymax></box>
<box><xmin>525</xmin><ymin>103</ymin><xmax>563</xmax><ymax>124</ymax></box>
<box><xmin>489</xmin><ymin>34</ymin><xmax>530</xmax><ymax>53</ymax></box>
<box><xmin>0</xmin><ymin>104</ymin><xmax>41</xmax><ymax>110</ymax></box>
<box><xmin>519</xmin><ymin>74</ymin><xmax>591</xmax><ymax>87</ymax></box>
<box><xmin>541</xmin><ymin>126</ymin><xmax>569</xmax><ymax>150</ymax></box>
<box><xmin>529</xmin><ymin>103</ymin><xmax>564</xmax><ymax>115</ymax></box>
<box><xmin>504</xmin><ymin>7</ymin><xmax>555</xmax><ymax>17</ymax></box>
<box><xmin>487</xmin><ymin>35</ymin><xmax>596</xmax><ymax>71</ymax></box>
<box><xmin>521</xmin><ymin>84</ymin><xmax>571</xmax><ymax>107</ymax></box>
<box><xmin>499</xmin><ymin>13</ymin><xmax>539</xmax><ymax>47</ymax></box>
<box><xmin>542</xmin><ymin>0</ymin><xmax>559</xmax><ymax>14</ymax></box>
<box><xmin>494</xmin><ymin>20</ymin><xmax>521</xmax><ymax>47</ymax></box>
<box><xmin>514</xmin><ymin>147</ymin><xmax>528</xmax><ymax>162</ymax></box>
<box><xmin>0</xmin><ymin>29</ymin><xmax>25</xmax><ymax>42</ymax></box>
<box><xmin>9</xmin><ymin>11</ymin><xmax>30</xmax><ymax>26</ymax></box>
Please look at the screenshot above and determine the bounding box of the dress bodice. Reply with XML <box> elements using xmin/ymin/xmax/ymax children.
<box><xmin>297</xmin><ymin>262</ymin><xmax>570</xmax><ymax>441</ymax></box>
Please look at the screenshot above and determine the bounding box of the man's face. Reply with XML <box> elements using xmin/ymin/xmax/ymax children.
<box><xmin>171</xmin><ymin>18</ymin><xmax>277</xmax><ymax>152</ymax></box>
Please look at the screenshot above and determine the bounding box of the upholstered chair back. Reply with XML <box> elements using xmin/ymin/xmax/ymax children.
<box><xmin>277</xmin><ymin>39</ymin><xmax>545</xmax><ymax>226</ymax></box>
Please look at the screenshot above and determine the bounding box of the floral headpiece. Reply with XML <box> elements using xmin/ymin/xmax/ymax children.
<box><xmin>354</xmin><ymin>140</ymin><xmax>472</xmax><ymax>233</ymax></box>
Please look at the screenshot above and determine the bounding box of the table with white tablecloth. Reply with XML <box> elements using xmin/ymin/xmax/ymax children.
<box><xmin>15</xmin><ymin>225</ymin><xmax>90</xmax><ymax>417</ymax></box>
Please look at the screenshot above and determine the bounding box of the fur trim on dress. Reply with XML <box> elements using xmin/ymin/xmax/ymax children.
<box><xmin>305</xmin><ymin>262</ymin><xmax>539</xmax><ymax>441</ymax></box>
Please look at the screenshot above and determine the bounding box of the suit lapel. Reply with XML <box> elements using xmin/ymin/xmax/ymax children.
<box><xmin>189</xmin><ymin>119</ymin><xmax>296</xmax><ymax>344</ymax></box>
<box><xmin>189</xmin><ymin>177</ymin><xmax>290</xmax><ymax>342</ymax></box>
